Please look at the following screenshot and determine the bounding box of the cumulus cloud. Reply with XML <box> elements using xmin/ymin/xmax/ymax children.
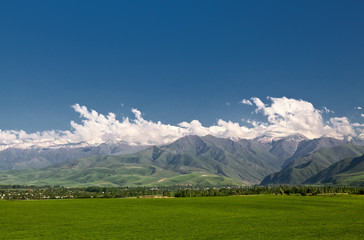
<box><xmin>362</xmin><ymin>114</ymin><xmax>364</xmax><ymax>118</ymax></box>
<box><xmin>68</xmin><ymin>104</ymin><xmax>185</xmax><ymax>146</ymax></box>
<box><xmin>250</xmin><ymin>97</ymin><xmax>327</xmax><ymax>138</ymax></box>
<box><xmin>240</xmin><ymin>99</ymin><xmax>253</xmax><ymax>106</ymax></box>
<box><xmin>355</xmin><ymin>106</ymin><xmax>362</xmax><ymax>110</ymax></box>
<box><xmin>1</xmin><ymin>97</ymin><xmax>364</xmax><ymax>150</ymax></box>
<box><xmin>328</xmin><ymin>117</ymin><xmax>355</xmax><ymax>137</ymax></box>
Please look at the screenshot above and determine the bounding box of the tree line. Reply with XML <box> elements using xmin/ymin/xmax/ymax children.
<box><xmin>1</xmin><ymin>184</ymin><xmax>364</xmax><ymax>200</ymax></box>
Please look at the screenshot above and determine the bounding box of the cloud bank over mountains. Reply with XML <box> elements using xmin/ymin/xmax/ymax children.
<box><xmin>1</xmin><ymin>97</ymin><xmax>363</xmax><ymax>150</ymax></box>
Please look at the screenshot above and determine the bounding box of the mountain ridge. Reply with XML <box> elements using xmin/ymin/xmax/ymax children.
<box><xmin>304</xmin><ymin>155</ymin><xmax>364</xmax><ymax>186</ymax></box>
<box><xmin>260</xmin><ymin>144</ymin><xmax>364</xmax><ymax>185</ymax></box>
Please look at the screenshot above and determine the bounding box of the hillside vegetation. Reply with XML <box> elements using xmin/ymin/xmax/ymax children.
<box><xmin>261</xmin><ymin>144</ymin><xmax>364</xmax><ymax>185</ymax></box>
<box><xmin>305</xmin><ymin>155</ymin><xmax>364</xmax><ymax>186</ymax></box>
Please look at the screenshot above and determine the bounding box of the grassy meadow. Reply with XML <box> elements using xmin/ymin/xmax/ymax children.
<box><xmin>0</xmin><ymin>195</ymin><xmax>363</xmax><ymax>239</ymax></box>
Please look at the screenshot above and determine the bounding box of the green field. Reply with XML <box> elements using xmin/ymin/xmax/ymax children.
<box><xmin>1</xmin><ymin>195</ymin><xmax>363</xmax><ymax>239</ymax></box>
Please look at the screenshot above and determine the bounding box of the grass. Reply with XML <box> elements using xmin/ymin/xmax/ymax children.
<box><xmin>0</xmin><ymin>195</ymin><xmax>363</xmax><ymax>239</ymax></box>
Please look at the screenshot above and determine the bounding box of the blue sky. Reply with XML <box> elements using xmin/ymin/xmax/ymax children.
<box><xmin>1</xmin><ymin>0</ymin><xmax>364</xmax><ymax>134</ymax></box>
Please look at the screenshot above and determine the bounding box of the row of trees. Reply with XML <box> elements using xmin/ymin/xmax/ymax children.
<box><xmin>173</xmin><ymin>185</ymin><xmax>364</xmax><ymax>197</ymax></box>
<box><xmin>1</xmin><ymin>185</ymin><xmax>363</xmax><ymax>200</ymax></box>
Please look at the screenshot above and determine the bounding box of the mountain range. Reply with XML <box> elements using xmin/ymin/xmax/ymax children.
<box><xmin>0</xmin><ymin>141</ymin><xmax>149</xmax><ymax>170</ymax></box>
<box><xmin>0</xmin><ymin>134</ymin><xmax>364</xmax><ymax>187</ymax></box>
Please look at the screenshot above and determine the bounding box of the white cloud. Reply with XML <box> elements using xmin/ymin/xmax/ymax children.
<box><xmin>362</xmin><ymin>114</ymin><xmax>364</xmax><ymax>118</ymax></box>
<box><xmin>329</xmin><ymin>117</ymin><xmax>355</xmax><ymax>137</ymax></box>
<box><xmin>251</xmin><ymin>97</ymin><xmax>265</xmax><ymax>112</ymax></box>
<box><xmin>68</xmin><ymin>104</ymin><xmax>184</xmax><ymax>146</ymax></box>
<box><xmin>240</xmin><ymin>99</ymin><xmax>253</xmax><ymax>106</ymax></box>
<box><xmin>1</xmin><ymin>97</ymin><xmax>364</xmax><ymax>150</ymax></box>
<box><xmin>249</xmin><ymin>97</ymin><xmax>326</xmax><ymax>139</ymax></box>
<box><xmin>323</xmin><ymin>107</ymin><xmax>334</xmax><ymax>114</ymax></box>
<box><xmin>355</xmin><ymin>106</ymin><xmax>362</xmax><ymax>110</ymax></box>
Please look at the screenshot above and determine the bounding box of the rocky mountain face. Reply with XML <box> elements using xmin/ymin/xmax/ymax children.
<box><xmin>269</xmin><ymin>134</ymin><xmax>308</xmax><ymax>165</ymax></box>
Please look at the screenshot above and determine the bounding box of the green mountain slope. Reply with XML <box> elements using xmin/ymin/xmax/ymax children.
<box><xmin>0</xmin><ymin>135</ymin><xmax>280</xmax><ymax>187</ymax></box>
<box><xmin>260</xmin><ymin>144</ymin><xmax>364</xmax><ymax>185</ymax></box>
<box><xmin>281</xmin><ymin>137</ymin><xmax>347</xmax><ymax>167</ymax></box>
<box><xmin>0</xmin><ymin>154</ymin><xmax>243</xmax><ymax>187</ymax></box>
<box><xmin>304</xmin><ymin>155</ymin><xmax>364</xmax><ymax>186</ymax></box>
<box><xmin>152</xmin><ymin>135</ymin><xmax>281</xmax><ymax>183</ymax></box>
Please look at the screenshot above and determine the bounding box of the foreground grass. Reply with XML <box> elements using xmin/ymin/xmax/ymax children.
<box><xmin>0</xmin><ymin>195</ymin><xmax>363</xmax><ymax>239</ymax></box>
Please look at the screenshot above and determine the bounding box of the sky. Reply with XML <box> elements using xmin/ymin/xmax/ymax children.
<box><xmin>1</xmin><ymin>1</ymin><xmax>364</xmax><ymax>148</ymax></box>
